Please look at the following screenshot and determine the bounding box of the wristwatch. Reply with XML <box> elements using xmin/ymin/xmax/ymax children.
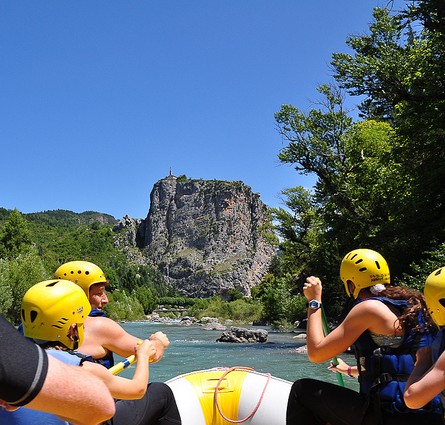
<box><xmin>307</xmin><ymin>299</ymin><xmax>322</xmax><ymax>310</ymax></box>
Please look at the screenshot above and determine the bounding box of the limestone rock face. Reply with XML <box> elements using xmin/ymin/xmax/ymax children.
<box><xmin>137</xmin><ymin>176</ymin><xmax>275</xmax><ymax>298</ymax></box>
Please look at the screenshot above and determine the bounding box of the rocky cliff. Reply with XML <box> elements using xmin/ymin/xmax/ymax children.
<box><xmin>115</xmin><ymin>175</ymin><xmax>275</xmax><ymax>298</ymax></box>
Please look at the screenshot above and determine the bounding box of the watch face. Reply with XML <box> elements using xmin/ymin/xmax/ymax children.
<box><xmin>309</xmin><ymin>300</ymin><xmax>320</xmax><ymax>309</ymax></box>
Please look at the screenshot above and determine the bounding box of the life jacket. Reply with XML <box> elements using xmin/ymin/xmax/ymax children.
<box><xmin>68</xmin><ymin>347</ymin><xmax>114</xmax><ymax>369</ymax></box>
<box><xmin>90</xmin><ymin>349</ymin><xmax>114</xmax><ymax>369</ymax></box>
<box><xmin>89</xmin><ymin>308</ymin><xmax>107</xmax><ymax>317</ymax></box>
<box><xmin>0</xmin><ymin>408</ymin><xmax>68</xmax><ymax>425</ymax></box>
<box><xmin>87</xmin><ymin>309</ymin><xmax>115</xmax><ymax>368</ymax></box>
<box><xmin>353</xmin><ymin>297</ymin><xmax>442</xmax><ymax>416</ymax></box>
<box><xmin>431</xmin><ymin>328</ymin><xmax>445</xmax><ymax>362</ymax></box>
<box><xmin>47</xmin><ymin>345</ymin><xmax>114</xmax><ymax>369</ymax></box>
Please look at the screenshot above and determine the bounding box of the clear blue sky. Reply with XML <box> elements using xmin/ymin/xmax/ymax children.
<box><xmin>0</xmin><ymin>1</ymin><xmax>402</xmax><ymax>219</ymax></box>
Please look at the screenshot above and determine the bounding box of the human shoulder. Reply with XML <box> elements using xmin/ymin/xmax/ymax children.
<box><xmin>85</xmin><ymin>315</ymin><xmax>122</xmax><ymax>330</ymax></box>
<box><xmin>351</xmin><ymin>298</ymin><xmax>390</xmax><ymax>313</ymax></box>
<box><xmin>351</xmin><ymin>297</ymin><xmax>403</xmax><ymax>335</ymax></box>
<box><xmin>84</xmin><ymin>315</ymin><xmax>132</xmax><ymax>339</ymax></box>
<box><xmin>346</xmin><ymin>299</ymin><xmax>395</xmax><ymax>327</ymax></box>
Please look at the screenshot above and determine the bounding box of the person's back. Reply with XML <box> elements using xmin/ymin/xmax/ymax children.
<box><xmin>351</xmin><ymin>295</ymin><xmax>440</xmax><ymax>419</ymax></box>
<box><xmin>80</xmin><ymin>316</ymin><xmax>119</xmax><ymax>367</ymax></box>
<box><xmin>286</xmin><ymin>248</ymin><xmax>443</xmax><ymax>425</ymax></box>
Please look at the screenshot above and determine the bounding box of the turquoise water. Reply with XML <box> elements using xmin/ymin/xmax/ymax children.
<box><xmin>118</xmin><ymin>321</ymin><xmax>359</xmax><ymax>391</ymax></box>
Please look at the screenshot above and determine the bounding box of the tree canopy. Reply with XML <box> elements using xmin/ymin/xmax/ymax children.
<box><xmin>272</xmin><ymin>0</ymin><xmax>445</xmax><ymax>317</ymax></box>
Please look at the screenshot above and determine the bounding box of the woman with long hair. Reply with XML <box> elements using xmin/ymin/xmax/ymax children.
<box><xmin>286</xmin><ymin>248</ymin><xmax>442</xmax><ymax>425</ymax></box>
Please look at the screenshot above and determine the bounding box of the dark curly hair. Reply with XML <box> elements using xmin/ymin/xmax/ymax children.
<box><xmin>380</xmin><ymin>285</ymin><xmax>435</xmax><ymax>332</ymax></box>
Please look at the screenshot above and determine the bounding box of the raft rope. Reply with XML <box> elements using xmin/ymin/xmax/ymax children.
<box><xmin>213</xmin><ymin>366</ymin><xmax>271</xmax><ymax>424</ymax></box>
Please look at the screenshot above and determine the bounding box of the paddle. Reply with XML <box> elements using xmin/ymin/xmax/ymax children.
<box><xmin>321</xmin><ymin>305</ymin><xmax>345</xmax><ymax>387</ymax></box>
<box><xmin>109</xmin><ymin>341</ymin><xmax>143</xmax><ymax>375</ymax></box>
<box><xmin>109</xmin><ymin>354</ymin><xmax>137</xmax><ymax>375</ymax></box>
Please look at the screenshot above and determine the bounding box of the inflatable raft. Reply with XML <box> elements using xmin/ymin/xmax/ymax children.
<box><xmin>166</xmin><ymin>367</ymin><xmax>292</xmax><ymax>425</ymax></box>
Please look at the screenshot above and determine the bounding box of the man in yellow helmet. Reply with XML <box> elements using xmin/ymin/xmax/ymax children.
<box><xmin>54</xmin><ymin>260</ymin><xmax>110</xmax><ymax>315</ymax></box>
<box><xmin>54</xmin><ymin>261</ymin><xmax>168</xmax><ymax>369</ymax></box>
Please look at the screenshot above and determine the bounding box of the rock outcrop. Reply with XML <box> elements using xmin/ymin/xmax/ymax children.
<box><xmin>143</xmin><ymin>176</ymin><xmax>275</xmax><ymax>297</ymax></box>
<box><xmin>114</xmin><ymin>175</ymin><xmax>276</xmax><ymax>298</ymax></box>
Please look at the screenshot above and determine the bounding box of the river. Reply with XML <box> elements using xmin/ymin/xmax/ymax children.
<box><xmin>118</xmin><ymin>321</ymin><xmax>358</xmax><ymax>391</ymax></box>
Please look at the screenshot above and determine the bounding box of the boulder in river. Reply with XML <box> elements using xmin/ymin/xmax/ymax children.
<box><xmin>216</xmin><ymin>326</ymin><xmax>268</xmax><ymax>343</ymax></box>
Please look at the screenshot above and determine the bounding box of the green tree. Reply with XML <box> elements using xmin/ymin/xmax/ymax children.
<box><xmin>0</xmin><ymin>246</ymin><xmax>47</xmax><ymax>324</ymax></box>
<box><xmin>271</xmin><ymin>186</ymin><xmax>321</xmax><ymax>277</ymax></box>
<box><xmin>252</xmin><ymin>273</ymin><xmax>305</xmax><ymax>326</ymax></box>
<box><xmin>331</xmin><ymin>3</ymin><xmax>445</xmax><ymax>272</ymax></box>
<box><xmin>403</xmin><ymin>242</ymin><xmax>445</xmax><ymax>291</ymax></box>
<box><xmin>274</xmin><ymin>82</ymin><xmax>419</xmax><ymax>313</ymax></box>
<box><xmin>105</xmin><ymin>290</ymin><xmax>145</xmax><ymax>322</ymax></box>
<box><xmin>271</xmin><ymin>1</ymin><xmax>445</xmax><ymax>323</ymax></box>
<box><xmin>0</xmin><ymin>209</ymin><xmax>32</xmax><ymax>259</ymax></box>
<box><xmin>133</xmin><ymin>286</ymin><xmax>157</xmax><ymax>314</ymax></box>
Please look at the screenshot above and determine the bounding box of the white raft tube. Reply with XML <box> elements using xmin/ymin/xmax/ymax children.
<box><xmin>166</xmin><ymin>367</ymin><xmax>292</xmax><ymax>425</ymax></box>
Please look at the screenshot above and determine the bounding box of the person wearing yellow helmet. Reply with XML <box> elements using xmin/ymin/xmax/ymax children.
<box><xmin>21</xmin><ymin>278</ymin><xmax>91</xmax><ymax>349</ymax></box>
<box><xmin>340</xmin><ymin>248</ymin><xmax>391</xmax><ymax>299</ymax></box>
<box><xmin>0</xmin><ymin>313</ymin><xmax>115</xmax><ymax>425</ymax></box>
<box><xmin>286</xmin><ymin>249</ymin><xmax>442</xmax><ymax>425</ymax></box>
<box><xmin>54</xmin><ymin>260</ymin><xmax>110</xmax><ymax>314</ymax></box>
<box><xmin>54</xmin><ymin>261</ymin><xmax>169</xmax><ymax>370</ymax></box>
<box><xmin>405</xmin><ymin>266</ymin><xmax>445</xmax><ymax>410</ymax></box>
<box><xmin>0</xmin><ymin>279</ymin><xmax>181</xmax><ymax>425</ymax></box>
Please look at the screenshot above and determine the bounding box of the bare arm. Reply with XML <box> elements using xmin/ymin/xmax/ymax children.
<box><xmin>327</xmin><ymin>357</ymin><xmax>359</xmax><ymax>377</ymax></box>
<box><xmin>81</xmin><ymin>317</ymin><xmax>169</xmax><ymax>361</ymax></box>
<box><xmin>82</xmin><ymin>339</ymin><xmax>156</xmax><ymax>400</ymax></box>
<box><xmin>404</xmin><ymin>346</ymin><xmax>445</xmax><ymax>409</ymax></box>
<box><xmin>303</xmin><ymin>276</ymin><xmax>400</xmax><ymax>363</ymax></box>
<box><xmin>303</xmin><ymin>276</ymin><xmax>368</xmax><ymax>362</ymax></box>
<box><xmin>25</xmin><ymin>355</ymin><xmax>115</xmax><ymax>425</ymax></box>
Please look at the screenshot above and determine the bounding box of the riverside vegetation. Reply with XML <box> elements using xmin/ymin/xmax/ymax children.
<box><xmin>0</xmin><ymin>207</ymin><xmax>307</xmax><ymax>328</ymax></box>
<box><xmin>1</xmin><ymin>0</ymin><xmax>445</xmax><ymax>328</ymax></box>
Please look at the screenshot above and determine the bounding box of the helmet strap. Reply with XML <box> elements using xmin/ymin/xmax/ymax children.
<box><xmin>68</xmin><ymin>323</ymin><xmax>80</xmax><ymax>350</ymax></box>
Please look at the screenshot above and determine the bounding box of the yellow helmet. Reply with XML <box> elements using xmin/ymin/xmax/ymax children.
<box><xmin>340</xmin><ymin>248</ymin><xmax>390</xmax><ymax>299</ymax></box>
<box><xmin>21</xmin><ymin>279</ymin><xmax>91</xmax><ymax>349</ymax></box>
<box><xmin>424</xmin><ymin>267</ymin><xmax>445</xmax><ymax>328</ymax></box>
<box><xmin>54</xmin><ymin>260</ymin><xmax>109</xmax><ymax>297</ymax></box>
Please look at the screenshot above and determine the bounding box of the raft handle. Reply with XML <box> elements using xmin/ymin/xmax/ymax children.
<box><xmin>214</xmin><ymin>366</ymin><xmax>271</xmax><ymax>424</ymax></box>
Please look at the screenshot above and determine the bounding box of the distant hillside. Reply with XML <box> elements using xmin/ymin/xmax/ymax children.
<box><xmin>0</xmin><ymin>207</ymin><xmax>122</xmax><ymax>275</ymax></box>
<box><xmin>0</xmin><ymin>208</ymin><xmax>117</xmax><ymax>226</ymax></box>
<box><xmin>26</xmin><ymin>209</ymin><xmax>117</xmax><ymax>226</ymax></box>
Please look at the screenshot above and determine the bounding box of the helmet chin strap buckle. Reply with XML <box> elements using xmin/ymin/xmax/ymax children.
<box><xmin>68</xmin><ymin>323</ymin><xmax>80</xmax><ymax>350</ymax></box>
